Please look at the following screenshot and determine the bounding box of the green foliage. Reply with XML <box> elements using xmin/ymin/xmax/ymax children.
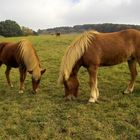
<box><xmin>0</xmin><ymin>34</ymin><xmax>139</xmax><ymax>139</ymax></box>
<box><xmin>0</xmin><ymin>20</ymin><xmax>23</xmax><ymax>37</ymax></box>
<box><xmin>39</xmin><ymin>23</ymin><xmax>140</xmax><ymax>34</ymax></box>
<box><xmin>22</xmin><ymin>26</ymin><xmax>38</xmax><ymax>36</ymax></box>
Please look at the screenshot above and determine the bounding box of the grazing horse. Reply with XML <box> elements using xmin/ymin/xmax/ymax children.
<box><xmin>58</xmin><ymin>29</ymin><xmax>140</xmax><ymax>103</ymax></box>
<box><xmin>56</xmin><ymin>32</ymin><xmax>61</xmax><ymax>37</ymax></box>
<box><xmin>0</xmin><ymin>39</ymin><xmax>46</xmax><ymax>93</ymax></box>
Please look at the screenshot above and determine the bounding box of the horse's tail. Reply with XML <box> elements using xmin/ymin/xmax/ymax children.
<box><xmin>58</xmin><ymin>30</ymin><xmax>98</xmax><ymax>84</ymax></box>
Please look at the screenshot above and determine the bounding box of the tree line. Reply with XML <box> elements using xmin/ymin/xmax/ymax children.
<box><xmin>0</xmin><ymin>20</ymin><xmax>38</xmax><ymax>37</ymax></box>
<box><xmin>38</xmin><ymin>23</ymin><xmax>140</xmax><ymax>34</ymax></box>
<box><xmin>1</xmin><ymin>20</ymin><xmax>140</xmax><ymax>37</ymax></box>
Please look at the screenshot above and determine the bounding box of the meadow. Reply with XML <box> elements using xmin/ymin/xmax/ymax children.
<box><xmin>0</xmin><ymin>34</ymin><xmax>140</xmax><ymax>140</ymax></box>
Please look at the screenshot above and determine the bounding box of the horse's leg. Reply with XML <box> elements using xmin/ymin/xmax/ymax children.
<box><xmin>5</xmin><ymin>66</ymin><xmax>13</xmax><ymax>87</ymax></box>
<box><xmin>124</xmin><ymin>59</ymin><xmax>137</xmax><ymax>94</ymax></box>
<box><xmin>19</xmin><ymin>67</ymin><xmax>27</xmax><ymax>93</ymax></box>
<box><xmin>88</xmin><ymin>65</ymin><xmax>99</xmax><ymax>103</ymax></box>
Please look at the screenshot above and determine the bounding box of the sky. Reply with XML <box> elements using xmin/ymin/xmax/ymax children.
<box><xmin>0</xmin><ymin>0</ymin><xmax>140</xmax><ymax>31</ymax></box>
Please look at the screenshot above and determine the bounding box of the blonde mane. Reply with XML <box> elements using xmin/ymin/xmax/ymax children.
<box><xmin>18</xmin><ymin>39</ymin><xmax>40</xmax><ymax>71</ymax></box>
<box><xmin>58</xmin><ymin>30</ymin><xmax>99</xmax><ymax>84</ymax></box>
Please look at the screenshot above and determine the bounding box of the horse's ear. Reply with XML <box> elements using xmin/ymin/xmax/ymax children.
<box><xmin>28</xmin><ymin>70</ymin><xmax>33</xmax><ymax>74</ymax></box>
<box><xmin>41</xmin><ymin>68</ymin><xmax>46</xmax><ymax>75</ymax></box>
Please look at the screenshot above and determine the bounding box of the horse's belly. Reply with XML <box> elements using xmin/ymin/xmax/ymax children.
<box><xmin>101</xmin><ymin>60</ymin><xmax>125</xmax><ymax>66</ymax></box>
<box><xmin>3</xmin><ymin>60</ymin><xmax>19</xmax><ymax>68</ymax></box>
<box><xmin>100</xmin><ymin>55</ymin><xmax>129</xmax><ymax>66</ymax></box>
<box><xmin>8</xmin><ymin>63</ymin><xmax>19</xmax><ymax>68</ymax></box>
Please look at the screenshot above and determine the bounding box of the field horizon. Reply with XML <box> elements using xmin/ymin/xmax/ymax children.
<box><xmin>0</xmin><ymin>34</ymin><xmax>140</xmax><ymax>140</ymax></box>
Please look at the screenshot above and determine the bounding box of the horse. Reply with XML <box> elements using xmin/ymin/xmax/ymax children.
<box><xmin>0</xmin><ymin>39</ymin><xmax>46</xmax><ymax>93</ymax></box>
<box><xmin>58</xmin><ymin>29</ymin><xmax>140</xmax><ymax>103</ymax></box>
<box><xmin>56</xmin><ymin>32</ymin><xmax>61</xmax><ymax>37</ymax></box>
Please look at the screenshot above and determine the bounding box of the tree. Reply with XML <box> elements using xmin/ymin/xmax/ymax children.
<box><xmin>22</xmin><ymin>26</ymin><xmax>38</xmax><ymax>36</ymax></box>
<box><xmin>0</xmin><ymin>20</ymin><xmax>23</xmax><ymax>37</ymax></box>
<box><xmin>22</xmin><ymin>26</ymin><xmax>33</xmax><ymax>36</ymax></box>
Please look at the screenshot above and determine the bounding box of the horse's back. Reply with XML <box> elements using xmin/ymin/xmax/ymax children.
<box><xmin>83</xmin><ymin>29</ymin><xmax>140</xmax><ymax>66</ymax></box>
<box><xmin>0</xmin><ymin>42</ymin><xmax>19</xmax><ymax>67</ymax></box>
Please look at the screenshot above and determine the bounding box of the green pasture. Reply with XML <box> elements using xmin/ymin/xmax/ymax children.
<box><xmin>0</xmin><ymin>34</ymin><xmax>139</xmax><ymax>140</ymax></box>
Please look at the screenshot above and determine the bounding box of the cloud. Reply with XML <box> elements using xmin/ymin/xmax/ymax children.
<box><xmin>63</xmin><ymin>0</ymin><xmax>139</xmax><ymax>25</ymax></box>
<box><xmin>0</xmin><ymin>0</ymin><xmax>140</xmax><ymax>30</ymax></box>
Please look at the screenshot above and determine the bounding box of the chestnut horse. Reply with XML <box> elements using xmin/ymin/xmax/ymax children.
<box><xmin>56</xmin><ymin>32</ymin><xmax>61</xmax><ymax>37</ymax></box>
<box><xmin>58</xmin><ymin>29</ymin><xmax>140</xmax><ymax>103</ymax></box>
<box><xmin>0</xmin><ymin>39</ymin><xmax>46</xmax><ymax>93</ymax></box>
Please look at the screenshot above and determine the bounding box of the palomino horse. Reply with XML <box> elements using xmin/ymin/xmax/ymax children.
<box><xmin>0</xmin><ymin>39</ymin><xmax>46</xmax><ymax>93</ymax></box>
<box><xmin>58</xmin><ymin>29</ymin><xmax>140</xmax><ymax>103</ymax></box>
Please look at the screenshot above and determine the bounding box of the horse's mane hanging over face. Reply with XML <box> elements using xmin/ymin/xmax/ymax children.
<box><xmin>58</xmin><ymin>30</ymin><xmax>99</xmax><ymax>84</ymax></box>
<box><xmin>18</xmin><ymin>39</ymin><xmax>40</xmax><ymax>72</ymax></box>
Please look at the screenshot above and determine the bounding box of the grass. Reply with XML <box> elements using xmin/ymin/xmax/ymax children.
<box><xmin>0</xmin><ymin>34</ymin><xmax>140</xmax><ymax>140</ymax></box>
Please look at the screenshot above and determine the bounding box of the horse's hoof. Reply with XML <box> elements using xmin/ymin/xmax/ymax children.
<box><xmin>71</xmin><ymin>95</ymin><xmax>77</xmax><ymax>100</ymax></box>
<box><xmin>64</xmin><ymin>95</ymin><xmax>72</xmax><ymax>101</ymax></box>
<box><xmin>32</xmin><ymin>89</ymin><xmax>39</xmax><ymax>94</ymax></box>
<box><xmin>88</xmin><ymin>98</ymin><xmax>96</xmax><ymax>103</ymax></box>
<box><xmin>10</xmin><ymin>84</ymin><xmax>14</xmax><ymax>88</ymax></box>
<box><xmin>32</xmin><ymin>91</ymin><xmax>37</xmax><ymax>94</ymax></box>
<box><xmin>95</xmin><ymin>100</ymin><xmax>100</xmax><ymax>104</ymax></box>
<box><xmin>65</xmin><ymin>97</ymin><xmax>71</xmax><ymax>101</ymax></box>
<box><xmin>123</xmin><ymin>89</ymin><xmax>132</xmax><ymax>95</ymax></box>
<box><xmin>19</xmin><ymin>90</ymin><xmax>24</xmax><ymax>94</ymax></box>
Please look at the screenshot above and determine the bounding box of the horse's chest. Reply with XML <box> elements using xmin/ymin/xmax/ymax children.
<box><xmin>2</xmin><ymin>56</ymin><xmax>19</xmax><ymax>68</ymax></box>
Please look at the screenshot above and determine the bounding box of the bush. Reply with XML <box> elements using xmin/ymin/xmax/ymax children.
<box><xmin>0</xmin><ymin>20</ymin><xmax>23</xmax><ymax>37</ymax></box>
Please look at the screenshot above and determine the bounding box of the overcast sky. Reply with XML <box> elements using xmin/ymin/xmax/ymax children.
<box><xmin>0</xmin><ymin>0</ymin><xmax>140</xmax><ymax>31</ymax></box>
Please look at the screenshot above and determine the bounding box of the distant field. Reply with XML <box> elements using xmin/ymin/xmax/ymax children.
<box><xmin>0</xmin><ymin>34</ymin><xmax>140</xmax><ymax>140</ymax></box>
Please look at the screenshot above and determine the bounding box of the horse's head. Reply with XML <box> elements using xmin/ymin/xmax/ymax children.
<box><xmin>63</xmin><ymin>76</ymin><xmax>79</xmax><ymax>101</ymax></box>
<box><xmin>29</xmin><ymin>67</ymin><xmax>46</xmax><ymax>93</ymax></box>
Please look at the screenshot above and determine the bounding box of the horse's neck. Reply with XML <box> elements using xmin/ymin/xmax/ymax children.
<box><xmin>22</xmin><ymin>47</ymin><xmax>39</xmax><ymax>71</ymax></box>
<box><xmin>26</xmin><ymin>61</ymin><xmax>39</xmax><ymax>72</ymax></box>
<box><xmin>32</xmin><ymin>66</ymin><xmax>41</xmax><ymax>80</ymax></box>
